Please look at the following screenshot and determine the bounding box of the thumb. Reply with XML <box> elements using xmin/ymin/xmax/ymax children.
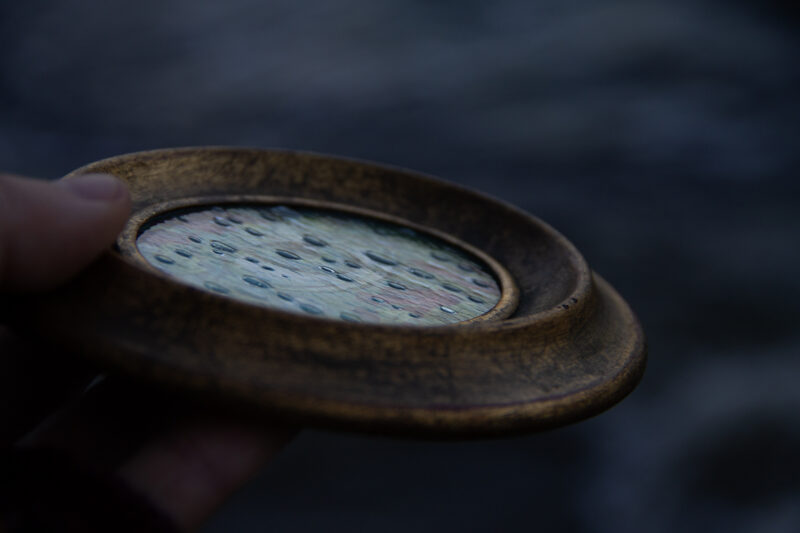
<box><xmin>0</xmin><ymin>173</ymin><xmax>131</xmax><ymax>292</ymax></box>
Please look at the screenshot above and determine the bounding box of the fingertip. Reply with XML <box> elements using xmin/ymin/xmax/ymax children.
<box><xmin>56</xmin><ymin>173</ymin><xmax>132</xmax><ymax>234</ymax></box>
<box><xmin>57</xmin><ymin>173</ymin><xmax>129</xmax><ymax>203</ymax></box>
<box><xmin>0</xmin><ymin>173</ymin><xmax>131</xmax><ymax>292</ymax></box>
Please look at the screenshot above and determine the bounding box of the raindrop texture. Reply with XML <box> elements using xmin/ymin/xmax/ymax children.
<box><xmin>210</xmin><ymin>240</ymin><xmax>236</xmax><ymax>254</ymax></box>
<box><xmin>137</xmin><ymin>205</ymin><xmax>501</xmax><ymax>325</ymax></box>
<box><xmin>365</xmin><ymin>251</ymin><xmax>397</xmax><ymax>266</ymax></box>
<box><xmin>303</xmin><ymin>235</ymin><xmax>328</xmax><ymax>247</ymax></box>
<box><xmin>276</xmin><ymin>249</ymin><xmax>301</xmax><ymax>260</ymax></box>
<box><xmin>243</xmin><ymin>276</ymin><xmax>272</xmax><ymax>289</ymax></box>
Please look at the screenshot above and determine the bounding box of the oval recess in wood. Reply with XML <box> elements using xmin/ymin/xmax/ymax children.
<box><xmin>22</xmin><ymin>147</ymin><xmax>646</xmax><ymax>437</ymax></box>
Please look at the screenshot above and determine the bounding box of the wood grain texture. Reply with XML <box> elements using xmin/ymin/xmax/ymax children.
<box><xmin>21</xmin><ymin>147</ymin><xmax>646</xmax><ymax>437</ymax></box>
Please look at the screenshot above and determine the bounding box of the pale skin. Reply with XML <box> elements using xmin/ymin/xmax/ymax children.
<box><xmin>0</xmin><ymin>172</ymin><xmax>293</xmax><ymax>531</ymax></box>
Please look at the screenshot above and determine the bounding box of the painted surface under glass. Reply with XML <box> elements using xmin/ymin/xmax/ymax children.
<box><xmin>136</xmin><ymin>205</ymin><xmax>501</xmax><ymax>325</ymax></box>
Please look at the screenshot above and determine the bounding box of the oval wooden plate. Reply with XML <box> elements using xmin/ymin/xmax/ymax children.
<box><xmin>23</xmin><ymin>148</ymin><xmax>646</xmax><ymax>438</ymax></box>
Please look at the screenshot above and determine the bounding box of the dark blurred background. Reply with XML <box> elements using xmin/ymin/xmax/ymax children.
<box><xmin>2</xmin><ymin>1</ymin><xmax>799</xmax><ymax>531</ymax></box>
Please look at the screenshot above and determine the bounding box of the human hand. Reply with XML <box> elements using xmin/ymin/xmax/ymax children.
<box><xmin>0</xmin><ymin>173</ymin><xmax>293</xmax><ymax>531</ymax></box>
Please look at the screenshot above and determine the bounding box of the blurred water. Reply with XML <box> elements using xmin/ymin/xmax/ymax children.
<box><xmin>1</xmin><ymin>1</ymin><xmax>798</xmax><ymax>531</ymax></box>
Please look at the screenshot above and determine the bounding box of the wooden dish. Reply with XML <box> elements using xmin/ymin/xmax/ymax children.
<box><xmin>23</xmin><ymin>147</ymin><xmax>646</xmax><ymax>438</ymax></box>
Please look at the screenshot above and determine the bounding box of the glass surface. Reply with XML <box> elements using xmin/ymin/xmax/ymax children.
<box><xmin>136</xmin><ymin>205</ymin><xmax>501</xmax><ymax>325</ymax></box>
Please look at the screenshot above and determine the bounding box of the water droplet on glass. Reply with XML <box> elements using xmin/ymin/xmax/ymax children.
<box><xmin>345</xmin><ymin>260</ymin><xmax>362</xmax><ymax>269</ymax></box>
<box><xmin>155</xmin><ymin>254</ymin><xmax>175</xmax><ymax>264</ymax></box>
<box><xmin>261</xmin><ymin>265</ymin><xmax>275</xmax><ymax>271</ymax></box>
<box><xmin>441</xmin><ymin>282</ymin><xmax>462</xmax><ymax>293</ymax></box>
<box><xmin>365</xmin><ymin>251</ymin><xmax>397</xmax><ymax>266</ymax></box>
<box><xmin>276</xmin><ymin>249</ymin><xmax>301</xmax><ymax>260</ymax></box>
<box><xmin>204</xmin><ymin>281</ymin><xmax>230</xmax><ymax>294</ymax></box>
<box><xmin>188</xmin><ymin>236</ymin><xmax>202</xmax><ymax>243</ymax></box>
<box><xmin>431</xmin><ymin>251</ymin><xmax>451</xmax><ymax>262</ymax></box>
<box><xmin>245</xmin><ymin>227</ymin><xmax>264</xmax><ymax>236</ymax></box>
<box><xmin>337</xmin><ymin>274</ymin><xmax>354</xmax><ymax>282</ymax></box>
<box><xmin>245</xmin><ymin>257</ymin><xmax>259</xmax><ymax>264</ymax></box>
<box><xmin>409</xmin><ymin>312</ymin><xmax>421</xmax><ymax>318</ymax></box>
<box><xmin>299</xmin><ymin>303</ymin><xmax>323</xmax><ymax>315</ymax></box>
<box><xmin>387</xmin><ymin>280</ymin><xmax>407</xmax><ymax>290</ymax></box>
<box><xmin>458</xmin><ymin>262</ymin><xmax>476</xmax><ymax>272</ymax></box>
<box><xmin>371</xmin><ymin>297</ymin><xmax>385</xmax><ymax>304</ymax></box>
<box><xmin>227</xmin><ymin>215</ymin><xmax>243</xmax><ymax>224</ymax></box>
<box><xmin>243</xmin><ymin>276</ymin><xmax>272</xmax><ymax>289</ymax></box>
<box><xmin>277</xmin><ymin>292</ymin><xmax>294</xmax><ymax>301</ymax></box>
<box><xmin>321</xmin><ymin>256</ymin><xmax>337</xmax><ymax>263</ymax></box>
<box><xmin>472</xmin><ymin>278</ymin><xmax>491</xmax><ymax>288</ymax></box>
<box><xmin>320</xmin><ymin>265</ymin><xmax>336</xmax><ymax>274</ymax></box>
<box><xmin>408</xmin><ymin>268</ymin><xmax>434</xmax><ymax>279</ymax></box>
<box><xmin>174</xmin><ymin>249</ymin><xmax>192</xmax><ymax>258</ymax></box>
<box><xmin>213</xmin><ymin>216</ymin><xmax>231</xmax><ymax>227</ymax></box>
<box><xmin>303</xmin><ymin>234</ymin><xmax>328</xmax><ymax>247</ymax></box>
<box><xmin>210</xmin><ymin>240</ymin><xmax>237</xmax><ymax>254</ymax></box>
<box><xmin>440</xmin><ymin>305</ymin><xmax>456</xmax><ymax>314</ymax></box>
<box><xmin>468</xmin><ymin>295</ymin><xmax>485</xmax><ymax>304</ymax></box>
